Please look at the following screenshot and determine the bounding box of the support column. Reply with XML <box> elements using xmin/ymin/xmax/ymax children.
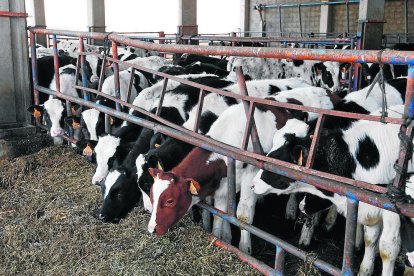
<box><xmin>0</xmin><ymin>0</ymin><xmax>42</xmax><ymax>159</ymax></box>
<box><xmin>87</xmin><ymin>0</ymin><xmax>105</xmax><ymax>44</ymax></box>
<box><xmin>239</xmin><ymin>0</ymin><xmax>250</xmax><ymax>36</ymax></box>
<box><xmin>319</xmin><ymin>0</ymin><xmax>333</xmax><ymax>35</ymax></box>
<box><xmin>357</xmin><ymin>0</ymin><xmax>385</xmax><ymax>50</ymax></box>
<box><xmin>178</xmin><ymin>0</ymin><xmax>198</xmax><ymax>38</ymax></box>
<box><xmin>26</xmin><ymin>0</ymin><xmax>47</xmax><ymax>46</ymax></box>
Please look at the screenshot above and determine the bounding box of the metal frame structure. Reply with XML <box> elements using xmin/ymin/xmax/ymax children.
<box><xmin>254</xmin><ymin>1</ymin><xmax>360</xmax><ymax>37</ymax></box>
<box><xmin>28</xmin><ymin>27</ymin><xmax>414</xmax><ymax>275</ymax></box>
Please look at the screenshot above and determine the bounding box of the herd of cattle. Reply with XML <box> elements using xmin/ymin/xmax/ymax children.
<box><xmin>27</xmin><ymin>40</ymin><xmax>414</xmax><ymax>275</ymax></box>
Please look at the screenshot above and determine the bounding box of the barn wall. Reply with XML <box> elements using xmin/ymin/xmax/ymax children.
<box><xmin>248</xmin><ymin>0</ymin><xmax>413</xmax><ymax>36</ymax></box>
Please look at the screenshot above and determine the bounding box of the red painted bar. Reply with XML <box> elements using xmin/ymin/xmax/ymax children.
<box><xmin>208</xmin><ymin>235</ymin><xmax>278</xmax><ymax>276</ymax></box>
<box><xmin>0</xmin><ymin>11</ymin><xmax>27</xmax><ymax>17</ymax></box>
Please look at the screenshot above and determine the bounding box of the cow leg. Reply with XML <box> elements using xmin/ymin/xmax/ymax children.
<box><xmin>323</xmin><ymin>205</ymin><xmax>338</xmax><ymax>232</ymax></box>
<box><xmin>285</xmin><ymin>193</ymin><xmax>298</xmax><ymax>220</ymax></box>
<box><xmin>358</xmin><ymin>224</ymin><xmax>381</xmax><ymax>276</ymax></box>
<box><xmin>202</xmin><ymin>196</ymin><xmax>213</xmax><ymax>232</ymax></box>
<box><xmin>237</xmin><ymin>169</ymin><xmax>258</xmax><ymax>254</ymax></box>
<box><xmin>355</xmin><ymin>223</ymin><xmax>364</xmax><ymax>251</ymax></box>
<box><xmin>379</xmin><ymin>211</ymin><xmax>401</xmax><ymax>276</ymax></box>
<box><xmin>299</xmin><ymin>211</ymin><xmax>321</xmax><ymax>248</ymax></box>
<box><xmin>212</xmin><ymin>181</ymin><xmax>229</xmax><ymax>242</ymax></box>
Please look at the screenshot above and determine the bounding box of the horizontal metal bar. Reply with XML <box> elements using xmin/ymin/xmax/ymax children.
<box><xmin>29</xmin><ymin>28</ymin><xmax>414</xmax><ymax>65</ymax></box>
<box><xmin>34</xmin><ymin>85</ymin><xmax>414</xmax><ymax>217</ymax></box>
<box><xmin>76</xmin><ymin>54</ymin><xmax>404</xmax><ymax>127</ymax></box>
<box><xmin>208</xmin><ymin>235</ymin><xmax>277</xmax><ymax>276</ymax></box>
<box><xmin>257</xmin><ymin>0</ymin><xmax>359</xmax><ymax>9</ymax></box>
<box><xmin>36</xmin><ymin>124</ymin><xmax>77</xmax><ymax>144</ymax></box>
<box><xmin>0</xmin><ymin>11</ymin><xmax>28</xmax><ymax>17</ymax></box>
<box><xmin>180</xmin><ymin>35</ymin><xmax>352</xmax><ymax>44</ymax></box>
<box><xmin>199</xmin><ymin>203</ymin><xmax>342</xmax><ymax>276</ymax></box>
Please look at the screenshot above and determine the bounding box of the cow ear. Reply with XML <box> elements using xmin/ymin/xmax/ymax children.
<box><xmin>148</xmin><ymin>168</ymin><xmax>162</xmax><ymax>179</ymax></box>
<box><xmin>71</xmin><ymin>103</ymin><xmax>82</xmax><ymax>114</ymax></box>
<box><xmin>64</xmin><ymin>116</ymin><xmax>81</xmax><ymax>129</ymax></box>
<box><xmin>27</xmin><ymin>105</ymin><xmax>43</xmax><ymax>118</ymax></box>
<box><xmin>187</xmin><ymin>179</ymin><xmax>201</xmax><ymax>195</ymax></box>
<box><xmin>147</xmin><ymin>155</ymin><xmax>164</xmax><ymax>171</ymax></box>
<box><xmin>76</xmin><ymin>139</ymin><xmax>97</xmax><ymax>155</ymax></box>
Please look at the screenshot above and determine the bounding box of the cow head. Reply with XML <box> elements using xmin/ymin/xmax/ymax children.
<box><xmin>313</xmin><ymin>62</ymin><xmax>341</xmax><ymax>93</ymax></box>
<box><xmin>28</xmin><ymin>98</ymin><xmax>66</xmax><ymax>137</ymax></box>
<box><xmin>98</xmin><ymin>167</ymin><xmax>141</xmax><ymax>222</ymax></box>
<box><xmin>81</xmin><ymin>109</ymin><xmax>105</xmax><ymax>141</ymax></box>
<box><xmin>91</xmin><ymin>135</ymin><xmax>121</xmax><ymax>186</ymax></box>
<box><xmin>147</xmin><ymin>167</ymin><xmax>199</xmax><ymax>236</ymax></box>
<box><xmin>252</xmin><ymin>119</ymin><xmax>311</xmax><ymax>195</ymax></box>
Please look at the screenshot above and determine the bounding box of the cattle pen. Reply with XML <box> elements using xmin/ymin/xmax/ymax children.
<box><xmin>24</xmin><ymin>26</ymin><xmax>414</xmax><ymax>275</ymax></box>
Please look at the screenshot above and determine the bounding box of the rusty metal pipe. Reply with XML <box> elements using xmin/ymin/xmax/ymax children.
<box><xmin>29</xmin><ymin>28</ymin><xmax>414</xmax><ymax>66</ymax></box>
<box><xmin>208</xmin><ymin>235</ymin><xmax>277</xmax><ymax>276</ymax></box>
<box><xmin>200</xmin><ymin>203</ymin><xmax>342</xmax><ymax>275</ymax></box>
<box><xmin>341</xmin><ymin>198</ymin><xmax>358</xmax><ymax>275</ymax></box>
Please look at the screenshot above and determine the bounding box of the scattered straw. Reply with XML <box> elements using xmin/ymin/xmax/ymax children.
<box><xmin>0</xmin><ymin>146</ymin><xmax>259</xmax><ymax>276</ymax></box>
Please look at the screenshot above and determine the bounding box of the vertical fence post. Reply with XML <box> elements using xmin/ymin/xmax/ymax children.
<box><xmin>346</xmin><ymin>0</ymin><xmax>350</xmax><ymax>34</ymax></box>
<box><xmin>342</xmin><ymin>198</ymin><xmax>358</xmax><ymax>275</ymax></box>
<box><xmin>155</xmin><ymin>78</ymin><xmax>169</xmax><ymax>116</ymax></box>
<box><xmin>392</xmin><ymin>65</ymin><xmax>414</xmax><ymax>189</ymax></box>
<box><xmin>298</xmin><ymin>4</ymin><xmax>303</xmax><ymax>36</ymax></box>
<box><xmin>111</xmin><ymin>41</ymin><xmax>121</xmax><ymax>111</ymax></box>
<box><xmin>30</xmin><ymin>32</ymin><xmax>41</xmax><ymax>126</ymax></box>
<box><xmin>79</xmin><ymin>37</ymin><xmax>90</xmax><ymax>101</ymax></box>
<box><xmin>193</xmin><ymin>89</ymin><xmax>205</xmax><ymax>133</ymax></box>
<box><xmin>159</xmin><ymin>31</ymin><xmax>165</xmax><ymax>58</ymax></box>
<box><xmin>274</xmin><ymin>245</ymin><xmax>285</xmax><ymax>275</ymax></box>
<box><xmin>231</xmin><ymin>32</ymin><xmax>237</xmax><ymax>47</ymax></box>
<box><xmin>227</xmin><ymin>157</ymin><xmax>236</xmax><ymax>217</ymax></box>
<box><xmin>278</xmin><ymin>5</ymin><xmax>283</xmax><ymax>37</ymax></box>
<box><xmin>235</xmin><ymin>67</ymin><xmax>264</xmax><ymax>154</ymax></box>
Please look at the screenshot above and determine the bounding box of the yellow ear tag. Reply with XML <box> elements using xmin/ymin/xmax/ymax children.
<box><xmin>157</xmin><ymin>161</ymin><xmax>163</xmax><ymax>171</ymax></box>
<box><xmin>310</xmin><ymin>134</ymin><xmax>314</xmax><ymax>140</ymax></box>
<box><xmin>83</xmin><ymin>144</ymin><xmax>93</xmax><ymax>157</ymax></box>
<box><xmin>33</xmin><ymin>109</ymin><xmax>41</xmax><ymax>119</ymax></box>
<box><xmin>71</xmin><ymin>106</ymin><xmax>77</xmax><ymax>114</ymax></box>
<box><xmin>110</xmin><ymin>116</ymin><xmax>114</xmax><ymax>126</ymax></box>
<box><xmin>154</xmin><ymin>143</ymin><xmax>161</xmax><ymax>148</ymax></box>
<box><xmin>72</xmin><ymin>121</ymin><xmax>81</xmax><ymax>129</ymax></box>
<box><xmin>189</xmin><ymin>181</ymin><xmax>199</xmax><ymax>195</ymax></box>
<box><xmin>105</xmin><ymin>60</ymin><xmax>113</xmax><ymax>68</ymax></box>
<box><xmin>298</xmin><ymin>150</ymin><xmax>303</xmax><ymax>166</ymax></box>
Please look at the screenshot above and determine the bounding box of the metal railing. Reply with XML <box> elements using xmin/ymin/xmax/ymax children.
<box><xmin>28</xmin><ymin>27</ymin><xmax>414</xmax><ymax>275</ymax></box>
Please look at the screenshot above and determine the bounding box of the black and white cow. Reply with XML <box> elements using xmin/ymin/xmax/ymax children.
<box><xmin>89</xmin><ymin>74</ymin><xmax>235</xmax><ymax>195</ymax></box>
<box><xmin>177</xmin><ymin>54</ymin><xmax>228</xmax><ymax>70</ymax></box>
<box><xmin>226</xmin><ymin>56</ymin><xmax>345</xmax><ymax>93</ymax></box>
<box><xmin>252</xmin><ymin>105</ymin><xmax>412</xmax><ymax>276</ymax></box>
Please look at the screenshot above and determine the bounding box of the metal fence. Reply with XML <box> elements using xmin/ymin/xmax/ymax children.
<box><xmin>28</xmin><ymin>27</ymin><xmax>414</xmax><ymax>275</ymax></box>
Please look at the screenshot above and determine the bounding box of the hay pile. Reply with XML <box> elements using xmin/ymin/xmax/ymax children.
<box><xmin>0</xmin><ymin>146</ymin><xmax>259</xmax><ymax>275</ymax></box>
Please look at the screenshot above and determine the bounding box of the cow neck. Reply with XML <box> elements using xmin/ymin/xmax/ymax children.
<box><xmin>324</xmin><ymin>89</ymin><xmax>342</xmax><ymax>106</ymax></box>
<box><xmin>171</xmin><ymin>147</ymin><xmax>227</xmax><ymax>198</ymax></box>
<box><xmin>261</xmin><ymin>97</ymin><xmax>295</xmax><ymax>129</ymax></box>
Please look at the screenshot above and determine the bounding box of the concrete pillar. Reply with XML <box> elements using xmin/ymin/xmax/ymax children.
<box><xmin>357</xmin><ymin>0</ymin><xmax>385</xmax><ymax>50</ymax></box>
<box><xmin>26</xmin><ymin>0</ymin><xmax>47</xmax><ymax>46</ymax></box>
<box><xmin>178</xmin><ymin>0</ymin><xmax>198</xmax><ymax>37</ymax></box>
<box><xmin>0</xmin><ymin>0</ymin><xmax>38</xmax><ymax>159</ymax></box>
<box><xmin>87</xmin><ymin>0</ymin><xmax>105</xmax><ymax>45</ymax></box>
<box><xmin>319</xmin><ymin>1</ymin><xmax>333</xmax><ymax>35</ymax></box>
<box><xmin>239</xmin><ymin>0</ymin><xmax>250</xmax><ymax>35</ymax></box>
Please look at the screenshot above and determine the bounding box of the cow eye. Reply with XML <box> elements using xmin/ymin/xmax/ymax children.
<box><xmin>166</xmin><ymin>199</ymin><xmax>174</xmax><ymax>206</ymax></box>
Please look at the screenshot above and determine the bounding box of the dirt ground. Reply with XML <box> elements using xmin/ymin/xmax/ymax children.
<box><xmin>0</xmin><ymin>146</ymin><xmax>407</xmax><ymax>275</ymax></box>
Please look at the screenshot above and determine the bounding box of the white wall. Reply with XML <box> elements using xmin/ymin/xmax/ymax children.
<box><xmin>25</xmin><ymin>0</ymin><xmax>240</xmax><ymax>34</ymax></box>
<box><xmin>197</xmin><ymin>0</ymin><xmax>240</xmax><ymax>33</ymax></box>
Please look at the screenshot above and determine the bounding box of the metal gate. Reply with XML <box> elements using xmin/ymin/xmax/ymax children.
<box><xmin>28</xmin><ymin>27</ymin><xmax>414</xmax><ymax>275</ymax></box>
